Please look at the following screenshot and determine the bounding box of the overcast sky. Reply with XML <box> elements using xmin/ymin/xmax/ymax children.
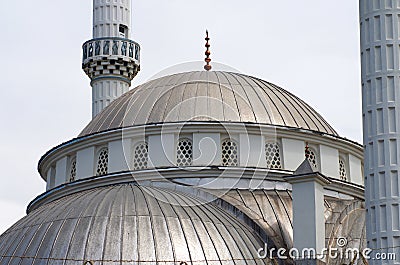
<box><xmin>0</xmin><ymin>0</ymin><xmax>361</xmax><ymax>234</ymax></box>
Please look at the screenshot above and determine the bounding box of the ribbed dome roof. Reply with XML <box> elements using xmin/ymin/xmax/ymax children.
<box><xmin>80</xmin><ymin>71</ymin><xmax>337</xmax><ymax>137</ymax></box>
<box><xmin>0</xmin><ymin>184</ymin><xmax>267</xmax><ymax>264</ymax></box>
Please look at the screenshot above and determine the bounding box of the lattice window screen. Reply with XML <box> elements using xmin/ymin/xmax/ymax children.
<box><xmin>265</xmin><ymin>142</ymin><xmax>282</xmax><ymax>169</ymax></box>
<box><xmin>69</xmin><ymin>158</ymin><xmax>77</xmax><ymax>182</ymax></box>
<box><xmin>221</xmin><ymin>139</ymin><xmax>238</xmax><ymax>166</ymax></box>
<box><xmin>339</xmin><ymin>158</ymin><xmax>347</xmax><ymax>181</ymax></box>
<box><xmin>305</xmin><ymin>147</ymin><xmax>318</xmax><ymax>168</ymax></box>
<box><xmin>96</xmin><ymin>148</ymin><xmax>109</xmax><ymax>176</ymax></box>
<box><xmin>177</xmin><ymin>139</ymin><xmax>193</xmax><ymax>167</ymax></box>
<box><xmin>133</xmin><ymin>142</ymin><xmax>148</xmax><ymax>170</ymax></box>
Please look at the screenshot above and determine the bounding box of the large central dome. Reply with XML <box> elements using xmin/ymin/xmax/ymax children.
<box><xmin>80</xmin><ymin>71</ymin><xmax>337</xmax><ymax>137</ymax></box>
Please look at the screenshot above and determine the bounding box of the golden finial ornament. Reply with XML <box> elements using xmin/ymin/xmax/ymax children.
<box><xmin>204</xmin><ymin>30</ymin><xmax>212</xmax><ymax>71</ymax></box>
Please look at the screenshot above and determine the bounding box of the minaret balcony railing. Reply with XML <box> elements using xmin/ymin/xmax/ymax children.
<box><xmin>82</xmin><ymin>38</ymin><xmax>140</xmax><ymax>64</ymax></box>
<box><xmin>82</xmin><ymin>37</ymin><xmax>141</xmax><ymax>83</ymax></box>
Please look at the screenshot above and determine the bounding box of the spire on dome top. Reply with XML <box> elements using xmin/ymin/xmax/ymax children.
<box><xmin>204</xmin><ymin>30</ymin><xmax>212</xmax><ymax>71</ymax></box>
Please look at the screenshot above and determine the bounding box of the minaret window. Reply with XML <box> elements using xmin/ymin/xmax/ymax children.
<box><xmin>265</xmin><ymin>142</ymin><xmax>282</xmax><ymax>169</ymax></box>
<box><xmin>177</xmin><ymin>139</ymin><xmax>193</xmax><ymax>167</ymax></box>
<box><xmin>119</xmin><ymin>25</ymin><xmax>128</xmax><ymax>38</ymax></box>
<box><xmin>96</xmin><ymin>148</ymin><xmax>109</xmax><ymax>176</ymax></box>
<box><xmin>133</xmin><ymin>142</ymin><xmax>148</xmax><ymax>170</ymax></box>
<box><xmin>339</xmin><ymin>158</ymin><xmax>347</xmax><ymax>181</ymax></box>
<box><xmin>69</xmin><ymin>157</ymin><xmax>77</xmax><ymax>182</ymax></box>
<box><xmin>222</xmin><ymin>139</ymin><xmax>238</xmax><ymax>166</ymax></box>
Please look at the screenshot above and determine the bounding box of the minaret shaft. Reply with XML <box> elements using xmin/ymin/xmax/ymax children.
<box><xmin>360</xmin><ymin>1</ymin><xmax>400</xmax><ymax>263</ymax></box>
<box><xmin>91</xmin><ymin>79</ymin><xmax>129</xmax><ymax>118</ymax></box>
<box><xmin>83</xmin><ymin>0</ymin><xmax>140</xmax><ymax>118</ymax></box>
<box><xmin>93</xmin><ymin>0</ymin><xmax>131</xmax><ymax>39</ymax></box>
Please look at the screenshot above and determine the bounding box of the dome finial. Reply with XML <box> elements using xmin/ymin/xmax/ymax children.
<box><xmin>204</xmin><ymin>30</ymin><xmax>212</xmax><ymax>71</ymax></box>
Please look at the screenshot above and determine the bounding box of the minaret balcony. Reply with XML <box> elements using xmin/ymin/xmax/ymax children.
<box><xmin>82</xmin><ymin>38</ymin><xmax>141</xmax><ymax>82</ymax></box>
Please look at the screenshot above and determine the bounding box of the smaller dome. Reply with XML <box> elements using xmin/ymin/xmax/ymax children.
<box><xmin>80</xmin><ymin>71</ymin><xmax>338</xmax><ymax>137</ymax></box>
<box><xmin>0</xmin><ymin>184</ymin><xmax>267</xmax><ymax>264</ymax></box>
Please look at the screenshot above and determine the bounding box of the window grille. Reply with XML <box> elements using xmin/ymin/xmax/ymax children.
<box><xmin>177</xmin><ymin>139</ymin><xmax>193</xmax><ymax>167</ymax></box>
<box><xmin>339</xmin><ymin>158</ymin><xmax>347</xmax><ymax>181</ymax></box>
<box><xmin>96</xmin><ymin>148</ymin><xmax>109</xmax><ymax>176</ymax></box>
<box><xmin>265</xmin><ymin>142</ymin><xmax>282</xmax><ymax>169</ymax></box>
<box><xmin>133</xmin><ymin>142</ymin><xmax>148</xmax><ymax>170</ymax></box>
<box><xmin>305</xmin><ymin>147</ymin><xmax>318</xmax><ymax>168</ymax></box>
<box><xmin>222</xmin><ymin>139</ymin><xmax>238</xmax><ymax>166</ymax></box>
<box><xmin>69</xmin><ymin>158</ymin><xmax>77</xmax><ymax>182</ymax></box>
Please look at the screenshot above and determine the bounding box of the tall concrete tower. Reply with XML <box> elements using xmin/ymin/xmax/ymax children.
<box><xmin>360</xmin><ymin>1</ymin><xmax>400</xmax><ymax>263</ymax></box>
<box><xmin>82</xmin><ymin>0</ymin><xmax>140</xmax><ymax>118</ymax></box>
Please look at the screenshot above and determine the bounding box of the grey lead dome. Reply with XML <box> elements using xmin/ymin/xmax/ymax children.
<box><xmin>0</xmin><ymin>184</ymin><xmax>267</xmax><ymax>265</ymax></box>
<box><xmin>80</xmin><ymin>71</ymin><xmax>338</xmax><ymax>137</ymax></box>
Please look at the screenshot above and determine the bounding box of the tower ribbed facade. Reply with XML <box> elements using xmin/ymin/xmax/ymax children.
<box><xmin>360</xmin><ymin>1</ymin><xmax>400</xmax><ymax>263</ymax></box>
<box><xmin>82</xmin><ymin>0</ymin><xmax>140</xmax><ymax>118</ymax></box>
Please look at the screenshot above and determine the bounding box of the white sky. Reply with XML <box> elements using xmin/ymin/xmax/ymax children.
<box><xmin>0</xmin><ymin>0</ymin><xmax>361</xmax><ymax>234</ymax></box>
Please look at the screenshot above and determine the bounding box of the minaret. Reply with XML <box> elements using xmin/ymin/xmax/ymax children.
<box><xmin>82</xmin><ymin>0</ymin><xmax>140</xmax><ymax>118</ymax></box>
<box><xmin>360</xmin><ymin>1</ymin><xmax>400</xmax><ymax>263</ymax></box>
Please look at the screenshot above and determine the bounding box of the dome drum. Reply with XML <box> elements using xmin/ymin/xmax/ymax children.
<box><xmin>37</xmin><ymin>121</ymin><xmax>364</xmax><ymax>201</ymax></box>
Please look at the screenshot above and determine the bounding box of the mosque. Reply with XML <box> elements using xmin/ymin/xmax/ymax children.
<box><xmin>0</xmin><ymin>1</ymin><xmax>399</xmax><ymax>265</ymax></box>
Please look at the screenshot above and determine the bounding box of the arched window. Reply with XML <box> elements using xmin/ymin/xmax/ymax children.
<box><xmin>339</xmin><ymin>158</ymin><xmax>347</xmax><ymax>181</ymax></box>
<box><xmin>69</xmin><ymin>157</ymin><xmax>77</xmax><ymax>182</ymax></box>
<box><xmin>133</xmin><ymin>142</ymin><xmax>148</xmax><ymax>170</ymax></box>
<box><xmin>177</xmin><ymin>138</ymin><xmax>193</xmax><ymax>167</ymax></box>
<box><xmin>96</xmin><ymin>148</ymin><xmax>109</xmax><ymax>176</ymax></box>
<box><xmin>221</xmin><ymin>139</ymin><xmax>238</xmax><ymax>166</ymax></box>
<box><xmin>265</xmin><ymin>142</ymin><xmax>282</xmax><ymax>169</ymax></box>
<box><xmin>305</xmin><ymin>146</ymin><xmax>318</xmax><ymax>168</ymax></box>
